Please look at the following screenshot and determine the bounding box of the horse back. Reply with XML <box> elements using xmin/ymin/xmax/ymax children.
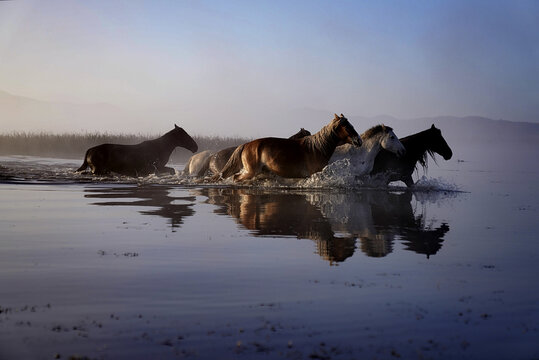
<box><xmin>248</xmin><ymin>137</ymin><xmax>305</xmax><ymax>162</ymax></box>
<box><xmin>185</xmin><ymin>150</ymin><xmax>213</xmax><ymax>176</ymax></box>
<box><xmin>209</xmin><ymin>146</ymin><xmax>237</xmax><ymax>175</ymax></box>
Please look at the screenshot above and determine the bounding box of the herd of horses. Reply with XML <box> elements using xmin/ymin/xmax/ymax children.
<box><xmin>76</xmin><ymin>114</ymin><xmax>453</xmax><ymax>187</ymax></box>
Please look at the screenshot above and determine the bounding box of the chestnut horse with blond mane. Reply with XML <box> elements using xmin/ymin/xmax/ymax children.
<box><xmin>216</xmin><ymin>114</ymin><xmax>361</xmax><ymax>182</ymax></box>
<box><xmin>184</xmin><ymin>128</ymin><xmax>312</xmax><ymax>177</ymax></box>
<box><xmin>207</xmin><ymin>128</ymin><xmax>312</xmax><ymax>177</ymax></box>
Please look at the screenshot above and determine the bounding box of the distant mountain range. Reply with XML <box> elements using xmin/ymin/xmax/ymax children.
<box><xmin>1</xmin><ymin>90</ymin><xmax>538</xmax><ymax>147</ymax></box>
<box><xmin>0</xmin><ymin>90</ymin><xmax>133</xmax><ymax>133</ymax></box>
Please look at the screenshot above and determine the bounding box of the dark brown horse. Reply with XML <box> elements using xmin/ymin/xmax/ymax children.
<box><xmin>76</xmin><ymin>125</ymin><xmax>198</xmax><ymax>176</ymax></box>
<box><xmin>207</xmin><ymin>128</ymin><xmax>312</xmax><ymax>176</ymax></box>
<box><xmin>370</xmin><ymin>124</ymin><xmax>452</xmax><ymax>187</ymax></box>
<box><xmin>216</xmin><ymin>114</ymin><xmax>361</xmax><ymax>181</ymax></box>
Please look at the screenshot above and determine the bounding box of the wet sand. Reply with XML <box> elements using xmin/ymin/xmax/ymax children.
<box><xmin>0</xmin><ymin>157</ymin><xmax>538</xmax><ymax>359</ymax></box>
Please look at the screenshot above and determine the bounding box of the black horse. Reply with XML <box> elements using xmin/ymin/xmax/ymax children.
<box><xmin>371</xmin><ymin>125</ymin><xmax>452</xmax><ymax>187</ymax></box>
<box><xmin>76</xmin><ymin>125</ymin><xmax>198</xmax><ymax>177</ymax></box>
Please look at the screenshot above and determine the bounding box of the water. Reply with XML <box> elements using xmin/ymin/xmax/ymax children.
<box><xmin>0</xmin><ymin>153</ymin><xmax>538</xmax><ymax>360</ymax></box>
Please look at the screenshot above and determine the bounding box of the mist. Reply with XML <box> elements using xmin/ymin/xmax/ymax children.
<box><xmin>0</xmin><ymin>1</ymin><xmax>538</xmax><ymax>139</ymax></box>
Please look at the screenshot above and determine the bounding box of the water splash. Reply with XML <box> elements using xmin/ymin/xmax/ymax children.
<box><xmin>412</xmin><ymin>176</ymin><xmax>462</xmax><ymax>193</ymax></box>
<box><xmin>298</xmin><ymin>159</ymin><xmax>389</xmax><ymax>189</ymax></box>
<box><xmin>0</xmin><ymin>155</ymin><xmax>461</xmax><ymax>192</ymax></box>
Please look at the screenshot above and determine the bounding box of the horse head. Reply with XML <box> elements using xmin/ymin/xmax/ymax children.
<box><xmin>289</xmin><ymin>128</ymin><xmax>312</xmax><ymax>140</ymax></box>
<box><xmin>428</xmin><ymin>124</ymin><xmax>452</xmax><ymax>160</ymax></box>
<box><xmin>332</xmin><ymin>113</ymin><xmax>362</xmax><ymax>147</ymax></box>
<box><xmin>379</xmin><ymin>125</ymin><xmax>406</xmax><ymax>157</ymax></box>
<box><xmin>173</xmin><ymin>124</ymin><xmax>198</xmax><ymax>153</ymax></box>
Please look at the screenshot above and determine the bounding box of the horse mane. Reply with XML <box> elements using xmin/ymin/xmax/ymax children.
<box><xmin>407</xmin><ymin>128</ymin><xmax>440</xmax><ymax>173</ymax></box>
<box><xmin>302</xmin><ymin>120</ymin><xmax>341</xmax><ymax>158</ymax></box>
<box><xmin>417</xmin><ymin>149</ymin><xmax>439</xmax><ymax>173</ymax></box>
<box><xmin>361</xmin><ymin>124</ymin><xmax>393</xmax><ymax>139</ymax></box>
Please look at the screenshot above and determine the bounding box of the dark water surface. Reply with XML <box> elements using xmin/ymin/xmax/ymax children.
<box><xmin>0</xmin><ymin>156</ymin><xmax>538</xmax><ymax>359</ymax></box>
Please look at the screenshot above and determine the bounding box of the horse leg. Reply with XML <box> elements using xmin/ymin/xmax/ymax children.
<box><xmin>234</xmin><ymin>169</ymin><xmax>256</xmax><ymax>182</ymax></box>
<box><xmin>92</xmin><ymin>167</ymin><xmax>109</xmax><ymax>176</ymax></box>
<box><xmin>234</xmin><ymin>154</ymin><xmax>258</xmax><ymax>182</ymax></box>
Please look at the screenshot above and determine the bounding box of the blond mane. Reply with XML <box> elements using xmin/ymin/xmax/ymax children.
<box><xmin>302</xmin><ymin>118</ymin><xmax>343</xmax><ymax>158</ymax></box>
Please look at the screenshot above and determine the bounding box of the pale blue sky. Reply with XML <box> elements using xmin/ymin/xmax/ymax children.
<box><xmin>0</xmin><ymin>0</ymin><xmax>537</xmax><ymax>135</ymax></box>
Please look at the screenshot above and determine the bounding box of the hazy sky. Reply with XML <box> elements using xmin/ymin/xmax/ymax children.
<box><xmin>0</xmin><ymin>0</ymin><xmax>538</xmax><ymax>136</ymax></box>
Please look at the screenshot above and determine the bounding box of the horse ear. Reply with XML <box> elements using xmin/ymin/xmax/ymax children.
<box><xmin>175</xmin><ymin>124</ymin><xmax>179</xmax><ymax>129</ymax></box>
<box><xmin>340</xmin><ymin>113</ymin><xmax>344</xmax><ymax>118</ymax></box>
<box><xmin>431</xmin><ymin>124</ymin><xmax>435</xmax><ymax>129</ymax></box>
<box><xmin>334</xmin><ymin>113</ymin><xmax>340</xmax><ymax>120</ymax></box>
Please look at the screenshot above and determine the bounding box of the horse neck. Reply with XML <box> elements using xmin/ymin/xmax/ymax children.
<box><xmin>401</xmin><ymin>130</ymin><xmax>431</xmax><ymax>162</ymax></box>
<box><xmin>357</xmin><ymin>133</ymin><xmax>384</xmax><ymax>163</ymax></box>
<box><xmin>151</xmin><ymin>131</ymin><xmax>178</xmax><ymax>153</ymax></box>
<box><xmin>305</xmin><ymin>124</ymin><xmax>340</xmax><ymax>159</ymax></box>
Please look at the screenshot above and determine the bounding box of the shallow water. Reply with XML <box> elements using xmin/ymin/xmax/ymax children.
<box><xmin>0</xmin><ymin>154</ymin><xmax>538</xmax><ymax>359</ymax></box>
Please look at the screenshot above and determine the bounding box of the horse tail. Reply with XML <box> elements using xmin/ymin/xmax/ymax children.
<box><xmin>215</xmin><ymin>144</ymin><xmax>244</xmax><ymax>180</ymax></box>
<box><xmin>76</xmin><ymin>150</ymin><xmax>89</xmax><ymax>172</ymax></box>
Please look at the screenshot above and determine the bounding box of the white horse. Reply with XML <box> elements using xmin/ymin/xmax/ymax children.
<box><xmin>330</xmin><ymin>124</ymin><xmax>405</xmax><ymax>176</ymax></box>
<box><xmin>183</xmin><ymin>150</ymin><xmax>213</xmax><ymax>177</ymax></box>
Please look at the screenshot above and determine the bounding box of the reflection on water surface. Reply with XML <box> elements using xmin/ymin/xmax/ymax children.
<box><xmin>2</xmin><ymin>153</ymin><xmax>537</xmax><ymax>359</ymax></box>
<box><xmin>85</xmin><ymin>185</ymin><xmax>196</xmax><ymax>230</ymax></box>
<box><xmin>86</xmin><ymin>185</ymin><xmax>450</xmax><ymax>262</ymax></box>
<box><xmin>197</xmin><ymin>188</ymin><xmax>450</xmax><ymax>262</ymax></box>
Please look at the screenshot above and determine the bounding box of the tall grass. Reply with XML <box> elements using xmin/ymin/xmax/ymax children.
<box><xmin>0</xmin><ymin>132</ymin><xmax>251</xmax><ymax>163</ymax></box>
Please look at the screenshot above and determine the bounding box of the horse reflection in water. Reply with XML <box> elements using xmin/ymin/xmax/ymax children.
<box><xmin>84</xmin><ymin>185</ymin><xmax>196</xmax><ymax>230</ymax></box>
<box><xmin>312</xmin><ymin>191</ymin><xmax>450</xmax><ymax>258</ymax></box>
<box><xmin>195</xmin><ymin>188</ymin><xmax>356</xmax><ymax>263</ymax></box>
<box><xmin>196</xmin><ymin>188</ymin><xmax>450</xmax><ymax>263</ymax></box>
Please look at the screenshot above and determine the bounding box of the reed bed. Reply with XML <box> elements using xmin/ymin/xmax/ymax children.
<box><xmin>0</xmin><ymin>132</ymin><xmax>251</xmax><ymax>163</ymax></box>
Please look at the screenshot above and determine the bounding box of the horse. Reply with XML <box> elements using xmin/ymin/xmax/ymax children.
<box><xmin>76</xmin><ymin>124</ymin><xmax>198</xmax><ymax>177</ymax></box>
<box><xmin>184</xmin><ymin>128</ymin><xmax>312</xmax><ymax>177</ymax></box>
<box><xmin>216</xmin><ymin>114</ymin><xmax>361</xmax><ymax>182</ymax></box>
<box><xmin>329</xmin><ymin>124</ymin><xmax>406</xmax><ymax>176</ymax></box>
<box><xmin>288</xmin><ymin>127</ymin><xmax>312</xmax><ymax>140</ymax></box>
<box><xmin>370</xmin><ymin>124</ymin><xmax>453</xmax><ymax>187</ymax></box>
<box><xmin>183</xmin><ymin>150</ymin><xmax>213</xmax><ymax>177</ymax></box>
<box><xmin>206</xmin><ymin>128</ymin><xmax>312</xmax><ymax>176</ymax></box>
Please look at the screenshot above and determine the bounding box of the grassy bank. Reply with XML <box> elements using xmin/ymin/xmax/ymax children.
<box><xmin>0</xmin><ymin>132</ymin><xmax>251</xmax><ymax>163</ymax></box>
